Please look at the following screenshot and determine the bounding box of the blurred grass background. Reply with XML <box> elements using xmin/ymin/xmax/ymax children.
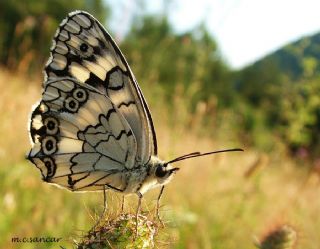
<box><xmin>1</xmin><ymin>0</ymin><xmax>320</xmax><ymax>248</ymax></box>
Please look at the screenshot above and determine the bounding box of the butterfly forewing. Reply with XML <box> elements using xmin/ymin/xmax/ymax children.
<box><xmin>44</xmin><ymin>11</ymin><xmax>157</xmax><ymax>164</ymax></box>
<box><xmin>28</xmin><ymin>78</ymin><xmax>138</xmax><ymax>191</ymax></box>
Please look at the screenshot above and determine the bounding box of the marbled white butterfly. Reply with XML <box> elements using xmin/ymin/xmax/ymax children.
<box><xmin>27</xmin><ymin>11</ymin><xmax>242</xmax><ymax>219</ymax></box>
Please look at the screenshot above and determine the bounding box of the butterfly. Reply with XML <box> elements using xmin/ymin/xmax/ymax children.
<box><xmin>27</xmin><ymin>11</ymin><xmax>242</xmax><ymax>223</ymax></box>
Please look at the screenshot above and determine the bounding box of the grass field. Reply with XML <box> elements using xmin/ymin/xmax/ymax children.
<box><xmin>1</xmin><ymin>70</ymin><xmax>320</xmax><ymax>248</ymax></box>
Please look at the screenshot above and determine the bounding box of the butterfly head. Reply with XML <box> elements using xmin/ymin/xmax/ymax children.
<box><xmin>149</xmin><ymin>157</ymin><xmax>179</xmax><ymax>186</ymax></box>
<box><xmin>155</xmin><ymin>163</ymin><xmax>179</xmax><ymax>184</ymax></box>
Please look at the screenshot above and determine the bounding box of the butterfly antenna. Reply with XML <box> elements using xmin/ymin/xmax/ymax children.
<box><xmin>166</xmin><ymin>148</ymin><xmax>243</xmax><ymax>165</ymax></box>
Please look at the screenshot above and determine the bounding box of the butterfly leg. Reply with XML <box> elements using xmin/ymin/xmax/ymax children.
<box><xmin>134</xmin><ymin>192</ymin><xmax>143</xmax><ymax>238</ymax></box>
<box><xmin>90</xmin><ymin>186</ymin><xmax>107</xmax><ymax>233</ymax></box>
<box><xmin>156</xmin><ymin>186</ymin><xmax>165</xmax><ymax>226</ymax></box>
<box><xmin>121</xmin><ymin>195</ymin><xmax>125</xmax><ymax>214</ymax></box>
<box><xmin>102</xmin><ymin>185</ymin><xmax>107</xmax><ymax>217</ymax></box>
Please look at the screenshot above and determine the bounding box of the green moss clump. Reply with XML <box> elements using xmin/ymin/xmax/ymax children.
<box><xmin>76</xmin><ymin>214</ymin><xmax>157</xmax><ymax>249</ymax></box>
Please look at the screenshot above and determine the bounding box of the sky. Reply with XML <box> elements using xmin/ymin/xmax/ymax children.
<box><xmin>108</xmin><ymin>0</ymin><xmax>320</xmax><ymax>69</ymax></box>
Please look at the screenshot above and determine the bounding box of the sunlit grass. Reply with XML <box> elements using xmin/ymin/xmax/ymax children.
<box><xmin>1</xmin><ymin>70</ymin><xmax>320</xmax><ymax>248</ymax></box>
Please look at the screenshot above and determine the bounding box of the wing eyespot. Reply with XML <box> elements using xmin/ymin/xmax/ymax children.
<box><xmin>44</xmin><ymin>117</ymin><xmax>59</xmax><ymax>135</ymax></box>
<box><xmin>41</xmin><ymin>136</ymin><xmax>57</xmax><ymax>155</ymax></box>
<box><xmin>64</xmin><ymin>97</ymin><xmax>79</xmax><ymax>112</ymax></box>
<box><xmin>80</xmin><ymin>43</ymin><xmax>88</xmax><ymax>52</ymax></box>
<box><xmin>76</xmin><ymin>42</ymin><xmax>93</xmax><ymax>59</ymax></box>
<box><xmin>42</xmin><ymin>157</ymin><xmax>56</xmax><ymax>179</ymax></box>
<box><xmin>72</xmin><ymin>88</ymin><xmax>87</xmax><ymax>102</ymax></box>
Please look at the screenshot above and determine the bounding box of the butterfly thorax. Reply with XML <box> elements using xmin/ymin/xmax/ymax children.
<box><xmin>124</xmin><ymin>156</ymin><xmax>178</xmax><ymax>195</ymax></box>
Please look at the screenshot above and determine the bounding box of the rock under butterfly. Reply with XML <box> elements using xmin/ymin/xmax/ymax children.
<box><xmin>27</xmin><ymin>11</ymin><xmax>242</xmax><ymax>206</ymax></box>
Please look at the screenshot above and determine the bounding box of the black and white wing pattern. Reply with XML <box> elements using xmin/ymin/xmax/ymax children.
<box><xmin>27</xmin><ymin>11</ymin><xmax>160</xmax><ymax>192</ymax></box>
<box><xmin>28</xmin><ymin>78</ymin><xmax>138</xmax><ymax>191</ymax></box>
<box><xmin>44</xmin><ymin>10</ymin><xmax>157</xmax><ymax>164</ymax></box>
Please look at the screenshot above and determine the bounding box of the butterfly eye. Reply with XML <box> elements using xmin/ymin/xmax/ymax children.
<box><xmin>72</xmin><ymin>88</ymin><xmax>87</xmax><ymax>102</ymax></box>
<box><xmin>64</xmin><ymin>97</ymin><xmax>79</xmax><ymax>112</ymax></box>
<box><xmin>155</xmin><ymin>165</ymin><xmax>167</xmax><ymax>178</ymax></box>
<box><xmin>44</xmin><ymin>117</ymin><xmax>59</xmax><ymax>135</ymax></box>
<box><xmin>42</xmin><ymin>157</ymin><xmax>56</xmax><ymax>179</ymax></box>
<box><xmin>41</xmin><ymin>136</ymin><xmax>57</xmax><ymax>155</ymax></box>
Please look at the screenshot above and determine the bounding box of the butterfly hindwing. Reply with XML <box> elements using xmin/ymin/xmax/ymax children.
<box><xmin>45</xmin><ymin>10</ymin><xmax>157</xmax><ymax>164</ymax></box>
<box><xmin>28</xmin><ymin>78</ymin><xmax>137</xmax><ymax>191</ymax></box>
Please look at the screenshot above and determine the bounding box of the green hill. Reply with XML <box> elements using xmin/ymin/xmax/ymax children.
<box><xmin>234</xmin><ymin>32</ymin><xmax>320</xmax><ymax>154</ymax></box>
<box><xmin>236</xmin><ymin>32</ymin><xmax>320</xmax><ymax>102</ymax></box>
